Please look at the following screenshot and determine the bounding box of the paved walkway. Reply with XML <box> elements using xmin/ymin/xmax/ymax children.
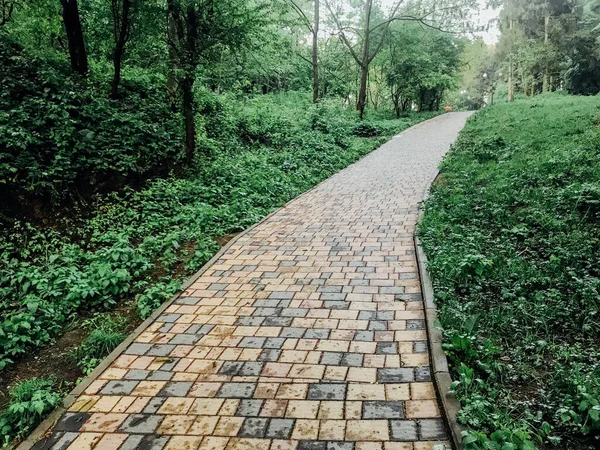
<box><xmin>32</xmin><ymin>112</ymin><xmax>471</xmax><ymax>450</ymax></box>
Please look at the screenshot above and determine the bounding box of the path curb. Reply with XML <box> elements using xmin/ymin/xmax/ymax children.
<box><xmin>415</xmin><ymin>177</ymin><xmax>464</xmax><ymax>450</ymax></box>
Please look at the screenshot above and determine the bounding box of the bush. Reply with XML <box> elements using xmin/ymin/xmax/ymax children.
<box><xmin>0</xmin><ymin>378</ymin><xmax>61</xmax><ymax>446</ymax></box>
<box><xmin>351</xmin><ymin>122</ymin><xmax>381</xmax><ymax>137</ymax></box>
<box><xmin>0</xmin><ymin>36</ymin><xmax>181</xmax><ymax>207</ymax></box>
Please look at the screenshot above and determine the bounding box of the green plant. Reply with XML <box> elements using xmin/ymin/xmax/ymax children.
<box><xmin>75</xmin><ymin>314</ymin><xmax>127</xmax><ymax>375</ymax></box>
<box><xmin>0</xmin><ymin>378</ymin><xmax>61</xmax><ymax>446</ymax></box>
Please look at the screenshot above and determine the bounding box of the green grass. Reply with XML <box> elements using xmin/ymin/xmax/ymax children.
<box><xmin>419</xmin><ymin>93</ymin><xmax>600</xmax><ymax>450</ymax></box>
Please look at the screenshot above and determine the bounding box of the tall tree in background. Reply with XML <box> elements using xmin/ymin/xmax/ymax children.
<box><xmin>110</xmin><ymin>0</ymin><xmax>134</xmax><ymax>98</ymax></box>
<box><xmin>166</xmin><ymin>0</ymin><xmax>267</xmax><ymax>162</ymax></box>
<box><xmin>60</xmin><ymin>0</ymin><xmax>88</xmax><ymax>74</ymax></box>
<box><xmin>327</xmin><ymin>0</ymin><xmax>474</xmax><ymax>119</ymax></box>
<box><xmin>286</xmin><ymin>0</ymin><xmax>320</xmax><ymax>103</ymax></box>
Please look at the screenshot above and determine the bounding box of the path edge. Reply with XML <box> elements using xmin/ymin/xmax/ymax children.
<box><xmin>415</xmin><ymin>173</ymin><xmax>464</xmax><ymax>450</ymax></box>
<box><xmin>17</xmin><ymin>112</ymin><xmax>451</xmax><ymax>450</ymax></box>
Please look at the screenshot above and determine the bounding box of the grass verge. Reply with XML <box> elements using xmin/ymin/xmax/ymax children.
<box><xmin>418</xmin><ymin>93</ymin><xmax>600</xmax><ymax>450</ymax></box>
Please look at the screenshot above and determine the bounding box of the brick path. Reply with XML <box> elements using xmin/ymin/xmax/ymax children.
<box><xmin>32</xmin><ymin>113</ymin><xmax>471</xmax><ymax>450</ymax></box>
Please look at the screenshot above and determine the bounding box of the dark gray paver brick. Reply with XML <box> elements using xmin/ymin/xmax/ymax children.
<box><xmin>363</xmin><ymin>401</ymin><xmax>404</xmax><ymax>419</ymax></box>
<box><xmin>237</xmin><ymin>399</ymin><xmax>264</xmax><ymax>416</ymax></box>
<box><xmin>307</xmin><ymin>384</ymin><xmax>346</xmax><ymax>400</ymax></box>
<box><xmin>146</xmin><ymin>344</ymin><xmax>175</xmax><ymax>357</ymax></box>
<box><xmin>240</xmin><ymin>362</ymin><xmax>264</xmax><ymax>376</ymax></box>
<box><xmin>304</xmin><ymin>329</ymin><xmax>330</xmax><ymax>339</ymax></box>
<box><xmin>416</xmin><ymin>366</ymin><xmax>431</xmax><ymax>382</ymax></box>
<box><xmin>298</xmin><ymin>441</ymin><xmax>327</xmax><ymax>450</ymax></box>
<box><xmin>419</xmin><ymin>419</ymin><xmax>448</xmax><ymax>440</ymax></box>
<box><xmin>156</xmin><ymin>381</ymin><xmax>193</xmax><ymax>397</ymax></box>
<box><xmin>126</xmin><ymin>343</ymin><xmax>151</xmax><ymax>355</ymax></box>
<box><xmin>321</xmin><ymin>352</ymin><xmax>342</xmax><ymax>365</ymax></box>
<box><xmin>54</xmin><ymin>412</ymin><xmax>90</xmax><ymax>432</ymax></box>
<box><xmin>326</xmin><ymin>443</ymin><xmax>354</xmax><ymax>450</ymax></box>
<box><xmin>413</xmin><ymin>341</ymin><xmax>428</xmax><ymax>353</ymax></box>
<box><xmin>265</xmin><ymin>419</ymin><xmax>295</xmax><ymax>439</ymax></box>
<box><xmin>390</xmin><ymin>420</ymin><xmax>418</xmax><ymax>441</ymax></box>
<box><xmin>100</xmin><ymin>380</ymin><xmax>139</xmax><ymax>395</ymax></box>
<box><xmin>341</xmin><ymin>353</ymin><xmax>363</xmax><ymax>367</ymax></box>
<box><xmin>378</xmin><ymin>368</ymin><xmax>415</xmax><ymax>383</ymax></box>
<box><xmin>376</xmin><ymin>342</ymin><xmax>398</xmax><ymax>355</ymax></box>
<box><xmin>239</xmin><ymin>418</ymin><xmax>269</xmax><ymax>438</ymax></box>
<box><xmin>119</xmin><ymin>415</ymin><xmax>164</xmax><ymax>434</ymax></box>
<box><xmin>354</xmin><ymin>331</ymin><xmax>374</xmax><ymax>341</ymax></box>
<box><xmin>258</xmin><ymin>349</ymin><xmax>281</xmax><ymax>361</ymax></box>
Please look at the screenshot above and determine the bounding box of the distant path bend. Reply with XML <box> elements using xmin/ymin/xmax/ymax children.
<box><xmin>28</xmin><ymin>112</ymin><xmax>472</xmax><ymax>450</ymax></box>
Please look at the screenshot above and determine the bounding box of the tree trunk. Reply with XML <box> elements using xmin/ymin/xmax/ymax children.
<box><xmin>356</xmin><ymin>0</ymin><xmax>371</xmax><ymax>120</ymax></box>
<box><xmin>182</xmin><ymin>77</ymin><xmax>195</xmax><ymax>163</ymax></box>
<box><xmin>60</xmin><ymin>0</ymin><xmax>88</xmax><ymax>75</ymax></box>
<box><xmin>111</xmin><ymin>0</ymin><xmax>132</xmax><ymax>99</ymax></box>
<box><xmin>312</xmin><ymin>0</ymin><xmax>319</xmax><ymax>103</ymax></box>
<box><xmin>508</xmin><ymin>17</ymin><xmax>514</xmax><ymax>102</ymax></box>
<box><xmin>542</xmin><ymin>5</ymin><xmax>549</xmax><ymax>93</ymax></box>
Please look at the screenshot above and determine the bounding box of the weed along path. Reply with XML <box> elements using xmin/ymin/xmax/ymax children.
<box><xmin>24</xmin><ymin>112</ymin><xmax>472</xmax><ymax>450</ymax></box>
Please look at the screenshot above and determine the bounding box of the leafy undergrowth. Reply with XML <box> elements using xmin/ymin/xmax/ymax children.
<box><xmin>0</xmin><ymin>88</ymin><xmax>439</xmax><ymax>444</ymax></box>
<box><xmin>419</xmin><ymin>93</ymin><xmax>600</xmax><ymax>449</ymax></box>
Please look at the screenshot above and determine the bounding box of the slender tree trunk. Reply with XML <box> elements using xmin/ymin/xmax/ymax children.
<box><xmin>312</xmin><ymin>0</ymin><xmax>319</xmax><ymax>103</ymax></box>
<box><xmin>111</xmin><ymin>0</ymin><xmax>132</xmax><ymax>99</ymax></box>
<box><xmin>542</xmin><ymin>5</ymin><xmax>549</xmax><ymax>93</ymax></box>
<box><xmin>356</xmin><ymin>0</ymin><xmax>371</xmax><ymax>120</ymax></box>
<box><xmin>60</xmin><ymin>0</ymin><xmax>88</xmax><ymax>75</ymax></box>
<box><xmin>182</xmin><ymin>76</ymin><xmax>195</xmax><ymax>163</ymax></box>
<box><xmin>508</xmin><ymin>17</ymin><xmax>514</xmax><ymax>102</ymax></box>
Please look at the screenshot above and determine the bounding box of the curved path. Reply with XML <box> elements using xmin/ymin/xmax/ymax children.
<box><xmin>28</xmin><ymin>112</ymin><xmax>471</xmax><ymax>450</ymax></box>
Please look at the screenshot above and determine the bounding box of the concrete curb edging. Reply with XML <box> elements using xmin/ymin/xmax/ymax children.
<box><xmin>17</xmin><ymin>113</ymin><xmax>454</xmax><ymax>450</ymax></box>
<box><xmin>415</xmin><ymin>183</ymin><xmax>464</xmax><ymax>450</ymax></box>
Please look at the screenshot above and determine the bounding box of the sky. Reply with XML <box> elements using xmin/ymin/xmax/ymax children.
<box><xmin>474</xmin><ymin>1</ymin><xmax>501</xmax><ymax>44</ymax></box>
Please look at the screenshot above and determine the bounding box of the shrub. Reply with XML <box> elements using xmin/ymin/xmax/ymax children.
<box><xmin>0</xmin><ymin>378</ymin><xmax>61</xmax><ymax>446</ymax></box>
<box><xmin>351</xmin><ymin>122</ymin><xmax>381</xmax><ymax>137</ymax></box>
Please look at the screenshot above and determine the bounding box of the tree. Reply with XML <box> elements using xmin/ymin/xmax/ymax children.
<box><xmin>286</xmin><ymin>0</ymin><xmax>320</xmax><ymax>103</ymax></box>
<box><xmin>166</xmin><ymin>0</ymin><xmax>267</xmax><ymax>162</ymax></box>
<box><xmin>60</xmin><ymin>0</ymin><xmax>88</xmax><ymax>74</ymax></box>
<box><xmin>110</xmin><ymin>0</ymin><xmax>134</xmax><ymax>98</ymax></box>
<box><xmin>326</xmin><ymin>0</ymin><xmax>475</xmax><ymax>119</ymax></box>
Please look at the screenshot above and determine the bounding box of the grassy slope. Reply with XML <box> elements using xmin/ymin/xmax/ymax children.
<box><xmin>419</xmin><ymin>94</ymin><xmax>600</xmax><ymax>450</ymax></box>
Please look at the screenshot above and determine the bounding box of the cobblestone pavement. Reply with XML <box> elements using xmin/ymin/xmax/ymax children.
<box><xmin>31</xmin><ymin>113</ymin><xmax>471</xmax><ymax>450</ymax></box>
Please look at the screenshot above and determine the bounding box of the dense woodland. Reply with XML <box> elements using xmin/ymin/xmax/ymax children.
<box><xmin>455</xmin><ymin>0</ymin><xmax>600</xmax><ymax>109</ymax></box>
<box><xmin>1</xmin><ymin>0</ymin><xmax>600</xmax><ymax>448</ymax></box>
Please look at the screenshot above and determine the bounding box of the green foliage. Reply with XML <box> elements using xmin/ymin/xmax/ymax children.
<box><xmin>351</xmin><ymin>122</ymin><xmax>381</xmax><ymax>137</ymax></box>
<box><xmin>0</xmin><ymin>36</ymin><xmax>181</xmax><ymax>202</ymax></box>
<box><xmin>419</xmin><ymin>94</ymin><xmax>600</xmax><ymax>449</ymax></box>
<box><xmin>136</xmin><ymin>279</ymin><xmax>182</xmax><ymax>320</ymax></box>
<box><xmin>0</xmin><ymin>378</ymin><xmax>61</xmax><ymax>446</ymax></box>
<box><xmin>75</xmin><ymin>314</ymin><xmax>128</xmax><ymax>375</ymax></box>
